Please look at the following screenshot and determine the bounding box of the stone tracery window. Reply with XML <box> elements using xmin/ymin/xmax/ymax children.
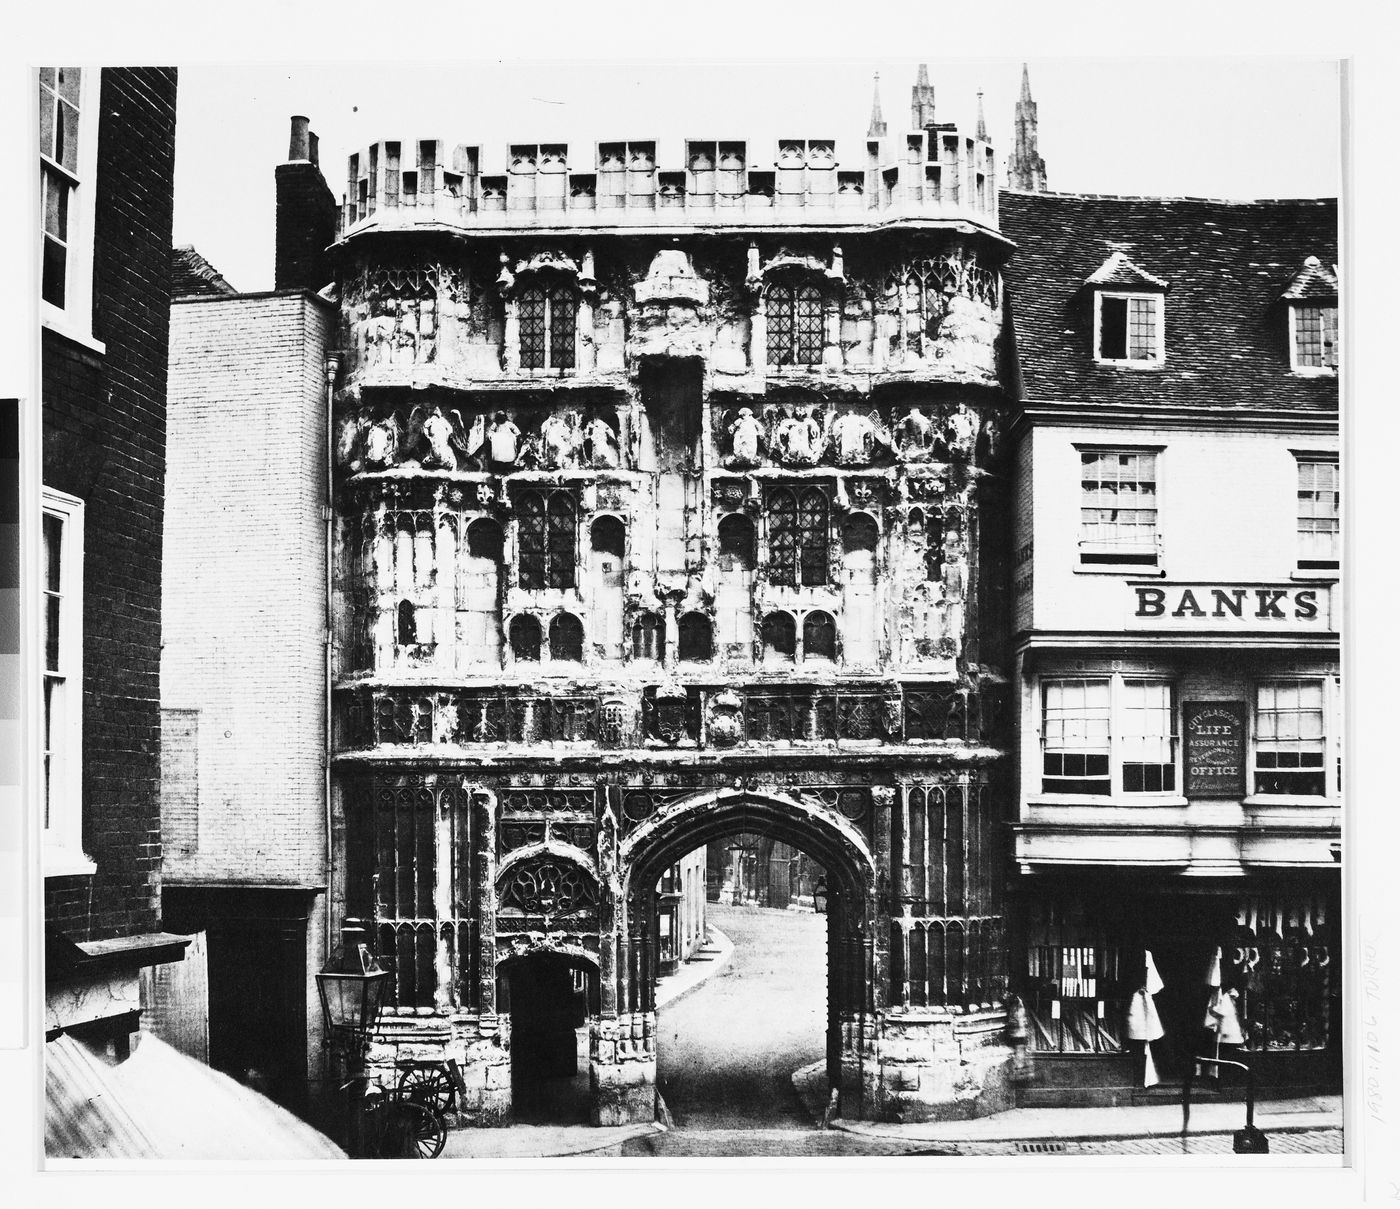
<box><xmin>762</xmin><ymin>611</ymin><xmax>796</xmax><ymax>662</ymax></box>
<box><xmin>518</xmin><ymin>279</ymin><xmax>577</xmax><ymax>370</ymax></box>
<box><xmin>766</xmin><ymin>485</ymin><xmax>830</xmax><ymax>587</ymax></box>
<box><xmin>549</xmin><ymin>612</ymin><xmax>585</xmax><ymax>661</ymax></box>
<box><xmin>516</xmin><ymin>488</ymin><xmax>577</xmax><ymax>589</ymax></box>
<box><xmin>802</xmin><ymin>610</ymin><xmax>837</xmax><ymax>661</ymax></box>
<box><xmin>766</xmin><ymin>280</ymin><xmax>824</xmax><ymax>367</ymax></box>
<box><xmin>343</xmin><ymin>778</ymin><xmax>480</xmax><ymax>1010</ymax></box>
<box><xmin>509</xmin><ymin>614</ymin><xmax>541</xmax><ymax>661</ymax></box>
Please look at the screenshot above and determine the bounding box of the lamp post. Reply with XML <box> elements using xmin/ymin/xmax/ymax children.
<box><xmin>813</xmin><ymin>875</ymin><xmax>828</xmax><ymax>915</ymax></box>
<box><xmin>316</xmin><ymin>929</ymin><xmax>390</xmax><ymax>1158</ymax></box>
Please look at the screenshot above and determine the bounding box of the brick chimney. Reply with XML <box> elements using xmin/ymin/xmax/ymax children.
<box><xmin>275</xmin><ymin>115</ymin><xmax>337</xmax><ymax>292</ymax></box>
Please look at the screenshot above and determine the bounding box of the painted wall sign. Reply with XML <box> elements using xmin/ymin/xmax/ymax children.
<box><xmin>1125</xmin><ymin>582</ymin><xmax>1332</xmax><ymax>630</ymax></box>
<box><xmin>1184</xmin><ymin>700</ymin><xmax>1246</xmax><ymax>798</ymax></box>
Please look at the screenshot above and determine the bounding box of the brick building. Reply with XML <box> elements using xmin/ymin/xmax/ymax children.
<box><xmin>163</xmin><ymin>276</ymin><xmax>337</xmax><ymax>1109</ymax></box>
<box><xmin>41</xmin><ymin>66</ymin><xmax>191</xmax><ymax>1055</ymax></box>
<box><xmin>999</xmin><ymin>192</ymin><xmax>1340</xmax><ymax>1104</ymax></box>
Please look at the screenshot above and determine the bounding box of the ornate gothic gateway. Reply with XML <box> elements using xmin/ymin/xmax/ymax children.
<box><xmin>328</xmin><ymin>111</ymin><xmax>1015</xmax><ymax>1126</ymax></box>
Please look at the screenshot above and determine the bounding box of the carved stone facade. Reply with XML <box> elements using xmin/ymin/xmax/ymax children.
<box><xmin>329</xmin><ymin>104</ymin><xmax>1014</xmax><ymax>1128</ymax></box>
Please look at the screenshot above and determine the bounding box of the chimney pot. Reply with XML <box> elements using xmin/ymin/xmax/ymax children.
<box><xmin>289</xmin><ymin>115</ymin><xmax>311</xmax><ymax>162</ymax></box>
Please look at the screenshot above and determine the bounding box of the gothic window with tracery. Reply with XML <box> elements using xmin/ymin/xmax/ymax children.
<box><xmin>766</xmin><ymin>485</ymin><xmax>830</xmax><ymax>587</ymax></box>
<box><xmin>509</xmin><ymin>614</ymin><xmax>541</xmax><ymax>661</ymax></box>
<box><xmin>518</xmin><ymin>280</ymin><xmax>577</xmax><ymax>370</ymax></box>
<box><xmin>802</xmin><ymin>610</ymin><xmax>837</xmax><ymax>661</ymax></box>
<box><xmin>516</xmin><ymin>488</ymin><xmax>577</xmax><ymax>589</ymax></box>
<box><xmin>766</xmin><ymin>280</ymin><xmax>824</xmax><ymax>367</ymax></box>
<box><xmin>550</xmin><ymin>612</ymin><xmax>584</xmax><ymax>661</ymax></box>
<box><xmin>762</xmin><ymin>611</ymin><xmax>796</xmax><ymax>662</ymax></box>
<box><xmin>344</xmin><ymin>778</ymin><xmax>479</xmax><ymax>1010</ymax></box>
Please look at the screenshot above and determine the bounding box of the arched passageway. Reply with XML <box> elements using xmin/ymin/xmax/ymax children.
<box><xmin>593</xmin><ymin>790</ymin><xmax>877</xmax><ymax>1124</ymax></box>
<box><xmin>497</xmin><ymin>951</ymin><xmax>599</xmax><ymax>1125</ymax></box>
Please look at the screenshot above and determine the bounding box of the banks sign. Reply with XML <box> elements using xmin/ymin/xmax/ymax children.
<box><xmin>1125</xmin><ymin>582</ymin><xmax>1333</xmax><ymax>631</ymax></box>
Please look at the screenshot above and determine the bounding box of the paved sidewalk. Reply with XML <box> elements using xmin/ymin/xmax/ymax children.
<box><xmin>791</xmin><ymin>1061</ymin><xmax>1342</xmax><ymax>1150</ymax></box>
<box><xmin>440</xmin><ymin>928</ymin><xmax>734</xmax><ymax>1159</ymax></box>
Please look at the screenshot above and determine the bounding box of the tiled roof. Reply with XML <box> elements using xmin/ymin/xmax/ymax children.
<box><xmin>171</xmin><ymin>245</ymin><xmax>237</xmax><ymax>298</ymax></box>
<box><xmin>1281</xmin><ymin>256</ymin><xmax>1339</xmax><ymax>301</ymax></box>
<box><xmin>1083</xmin><ymin>250</ymin><xmax>1169</xmax><ymax>292</ymax></box>
<box><xmin>999</xmin><ymin>191</ymin><xmax>1338</xmax><ymax>411</ymax></box>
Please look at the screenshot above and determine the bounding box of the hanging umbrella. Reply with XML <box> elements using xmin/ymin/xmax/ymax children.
<box><xmin>1125</xmin><ymin>949</ymin><xmax>1165</xmax><ymax>1087</ymax></box>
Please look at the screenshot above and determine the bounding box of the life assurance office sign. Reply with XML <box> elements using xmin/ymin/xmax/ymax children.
<box><xmin>1124</xmin><ymin>582</ymin><xmax>1334</xmax><ymax>631</ymax></box>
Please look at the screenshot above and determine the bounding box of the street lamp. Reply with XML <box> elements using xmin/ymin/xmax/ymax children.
<box><xmin>316</xmin><ymin>930</ymin><xmax>390</xmax><ymax>1157</ymax></box>
<box><xmin>812</xmin><ymin>876</ymin><xmax>828</xmax><ymax>915</ymax></box>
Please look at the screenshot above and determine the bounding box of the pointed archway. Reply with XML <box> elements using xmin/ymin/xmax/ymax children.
<box><xmin>595</xmin><ymin>788</ymin><xmax>879</xmax><ymax>1124</ymax></box>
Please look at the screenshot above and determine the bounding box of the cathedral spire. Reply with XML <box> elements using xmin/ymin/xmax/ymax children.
<box><xmin>1008</xmin><ymin>61</ymin><xmax>1048</xmax><ymax>192</ymax></box>
<box><xmin>867</xmin><ymin>72</ymin><xmax>887</xmax><ymax>138</ymax></box>
<box><xmin>976</xmin><ymin>89</ymin><xmax>988</xmax><ymax>141</ymax></box>
<box><xmin>910</xmin><ymin>62</ymin><xmax>936</xmax><ymax>131</ymax></box>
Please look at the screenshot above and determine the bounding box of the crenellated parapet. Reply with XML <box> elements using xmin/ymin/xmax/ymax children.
<box><xmin>338</xmin><ymin>129</ymin><xmax>999</xmax><ymax>238</ymax></box>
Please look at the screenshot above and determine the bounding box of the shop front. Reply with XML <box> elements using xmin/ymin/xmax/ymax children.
<box><xmin>1011</xmin><ymin>873</ymin><xmax>1341</xmax><ymax>1106</ymax></box>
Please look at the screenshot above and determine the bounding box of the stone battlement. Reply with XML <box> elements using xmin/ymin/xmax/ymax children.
<box><xmin>340</xmin><ymin>127</ymin><xmax>999</xmax><ymax>238</ymax></box>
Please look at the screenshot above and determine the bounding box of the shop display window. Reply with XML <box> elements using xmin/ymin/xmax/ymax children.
<box><xmin>1023</xmin><ymin>901</ymin><xmax>1129</xmax><ymax>1053</ymax></box>
<box><xmin>1226</xmin><ymin>894</ymin><xmax>1333</xmax><ymax>1052</ymax></box>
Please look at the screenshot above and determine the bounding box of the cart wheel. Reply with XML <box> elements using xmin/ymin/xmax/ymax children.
<box><xmin>398</xmin><ymin>1065</ymin><xmax>453</xmax><ymax>1114</ymax></box>
<box><xmin>377</xmin><ymin>1101</ymin><xmax>445</xmax><ymax>1159</ymax></box>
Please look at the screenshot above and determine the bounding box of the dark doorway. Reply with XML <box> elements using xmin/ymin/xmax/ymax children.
<box><xmin>163</xmin><ymin>885</ymin><xmax>315</xmax><ymax>1114</ymax></box>
<box><xmin>499</xmin><ymin>953</ymin><xmax>598</xmax><ymax>1124</ymax></box>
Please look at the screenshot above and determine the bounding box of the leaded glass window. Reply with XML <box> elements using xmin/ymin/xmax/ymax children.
<box><xmin>766</xmin><ymin>485</ymin><xmax>829</xmax><ymax>587</ymax></box>
<box><xmin>516</xmin><ymin>488</ymin><xmax>577</xmax><ymax>589</ymax></box>
<box><xmin>766</xmin><ymin>281</ymin><xmax>824</xmax><ymax>366</ymax></box>
<box><xmin>518</xmin><ymin>281</ymin><xmax>577</xmax><ymax>370</ymax></box>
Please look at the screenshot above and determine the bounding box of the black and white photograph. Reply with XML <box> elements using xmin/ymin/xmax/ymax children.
<box><xmin>7</xmin><ymin>4</ymin><xmax>1399</xmax><ymax>1202</ymax></box>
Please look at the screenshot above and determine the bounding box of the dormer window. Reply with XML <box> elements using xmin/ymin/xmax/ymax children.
<box><xmin>1291</xmin><ymin>305</ymin><xmax>1338</xmax><ymax>372</ymax></box>
<box><xmin>1096</xmin><ymin>293</ymin><xmax>1162</xmax><ymax>364</ymax></box>
<box><xmin>1283</xmin><ymin>256</ymin><xmax>1339</xmax><ymax>374</ymax></box>
<box><xmin>1085</xmin><ymin>251</ymin><xmax>1168</xmax><ymax>367</ymax></box>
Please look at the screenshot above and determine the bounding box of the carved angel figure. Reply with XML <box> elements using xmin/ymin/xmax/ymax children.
<box><xmin>826</xmin><ymin>410</ymin><xmax>887</xmax><ymax>467</ymax></box>
<box><xmin>486</xmin><ymin>411</ymin><xmax>522</xmax><ymax>470</ymax></box>
<box><xmin>582</xmin><ymin>414</ymin><xmax>621</xmax><ymax>469</ymax></box>
<box><xmin>726</xmin><ymin>407</ymin><xmax>765</xmax><ymax>467</ymax></box>
<box><xmin>363</xmin><ymin>413</ymin><xmax>401</xmax><ymax>470</ymax></box>
<box><xmin>944</xmin><ymin>404</ymin><xmax>978</xmax><ymax>459</ymax></box>
<box><xmin>413</xmin><ymin>404</ymin><xmax>467</xmax><ymax>470</ymax></box>
<box><xmin>335</xmin><ymin>413</ymin><xmax>368</xmax><ymax>471</ymax></box>
<box><xmin>538</xmin><ymin>411</ymin><xmax>578</xmax><ymax>469</ymax></box>
<box><xmin>896</xmin><ymin>406</ymin><xmax>936</xmax><ymax>461</ymax></box>
<box><xmin>772</xmin><ymin>406</ymin><xmax>823</xmax><ymax>466</ymax></box>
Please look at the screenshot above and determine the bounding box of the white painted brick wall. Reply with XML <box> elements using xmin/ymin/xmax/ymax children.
<box><xmin>162</xmin><ymin>293</ymin><xmax>332</xmax><ymax>885</ymax></box>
